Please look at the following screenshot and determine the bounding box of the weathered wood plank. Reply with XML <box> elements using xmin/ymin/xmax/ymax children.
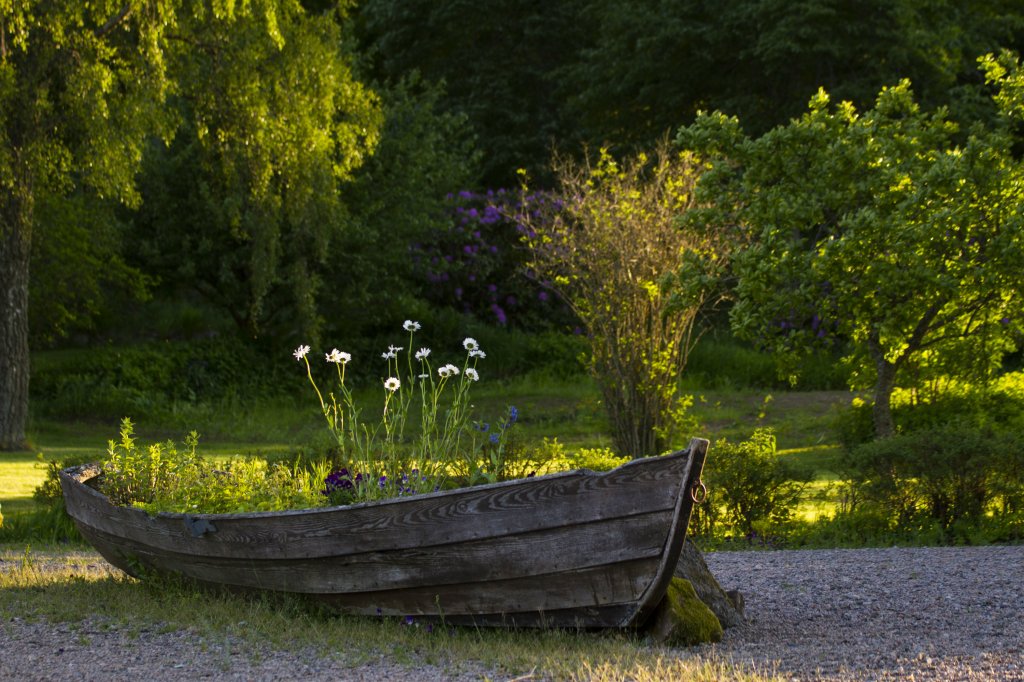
<box><xmin>313</xmin><ymin>558</ymin><xmax>660</xmax><ymax>619</ymax></box>
<box><xmin>435</xmin><ymin>603</ymin><xmax>641</xmax><ymax>629</ymax></box>
<box><xmin>76</xmin><ymin>509</ymin><xmax>672</xmax><ymax>593</ymax></box>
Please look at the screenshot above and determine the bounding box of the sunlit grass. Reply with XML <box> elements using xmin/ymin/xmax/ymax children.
<box><xmin>0</xmin><ymin>545</ymin><xmax>780</xmax><ymax>682</ymax></box>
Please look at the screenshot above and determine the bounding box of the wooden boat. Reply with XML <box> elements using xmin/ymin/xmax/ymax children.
<box><xmin>59</xmin><ymin>438</ymin><xmax>708</xmax><ymax>629</ymax></box>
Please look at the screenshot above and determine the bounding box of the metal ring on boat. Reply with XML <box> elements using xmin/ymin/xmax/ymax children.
<box><xmin>690</xmin><ymin>479</ymin><xmax>708</xmax><ymax>504</ymax></box>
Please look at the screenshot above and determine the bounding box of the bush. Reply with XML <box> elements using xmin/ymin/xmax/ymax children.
<box><xmin>834</xmin><ymin>377</ymin><xmax>1024</xmax><ymax>450</ymax></box>
<box><xmin>518</xmin><ymin>143</ymin><xmax>732</xmax><ymax>457</ymax></box>
<box><xmin>31</xmin><ymin>337</ymin><xmax>289</xmax><ymax>420</ymax></box>
<box><xmin>840</xmin><ymin>423</ymin><xmax>1024</xmax><ymax>537</ymax></box>
<box><xmin>693</xmin><ymin>429</ymin><xmax>810</xmax><ymax>539</ymax></box>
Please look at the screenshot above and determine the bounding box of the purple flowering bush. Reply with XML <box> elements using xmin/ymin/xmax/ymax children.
<box><xmin>412</xmin><ymin>189</ymin><xmax>572</xmax><ymax>330</ymax></box>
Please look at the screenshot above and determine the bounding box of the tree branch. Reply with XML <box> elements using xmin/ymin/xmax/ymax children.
<box><xmin>95</xmin><ymin>4</ymin><xmax>133</xmax><ymax>38</ymax></box>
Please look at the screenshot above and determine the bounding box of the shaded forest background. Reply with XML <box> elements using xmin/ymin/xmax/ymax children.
<box><xmin>31</xmin><ymin>0</ymin><xmax>1024</xmax><ymax>350</ymax></box>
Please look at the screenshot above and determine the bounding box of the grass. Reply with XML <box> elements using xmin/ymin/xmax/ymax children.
<box><xmin>0</xmin><ymin>545</ymin><xmax>780</xmax><ymax>681</ymax></box>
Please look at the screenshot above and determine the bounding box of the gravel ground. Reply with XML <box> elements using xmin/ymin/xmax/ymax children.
<box><xmin>2</xmin><ymin>546</ymin><xmax>1022</xmax><ymax>680</ymax></box>
<box><xmin>699</xmin><ymin>545</ymin><xmax>1024</xmax><ymax>681</ymax></box>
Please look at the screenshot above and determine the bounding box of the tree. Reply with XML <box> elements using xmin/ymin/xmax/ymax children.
<box><xmin>0</xmin><ymin>1</ymin><xmax>181</xmax><ymax>449</ymax></box>
<box><xmin>29</xmin><ymin>193</ymin><xmax>149</xmax><ymax>346</ymax></box>
<box><xmin>678</xmin><ymin>60</ymin><xmax>1024</xmax><ymax>439</ymax></box>
<box><xmin>355</xmin><ymin>0</ymin><xmax>586</xmax><ymax>186</ymax></box>
<box><xmin>564</xmin><ymin>0</ymin><xmax>1024</xmax><ymax>149</ymax></box>
<box><xmin>321</xmin><ymin>74</ymin><xmax>480</xmax><ymax>339</ymax></box>
<box><xmin>0</xmin><ymin>1</ymin><xmax>379</xmax><ymax>449</ymax></box>
<box><xmin>517</xmin><ymin>143</ymin><xmax>730</xmax><ymax>457</ymax></box>
<box><xmin>131</xmin><ymin>4</ymin><xmax>381</xmax><ymax>343</ymax></box>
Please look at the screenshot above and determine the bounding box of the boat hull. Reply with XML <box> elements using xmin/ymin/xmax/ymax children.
<box><xmin>60</xmin><ymin>438</ymin><xmax>708</xmax><ymax>628</ymax></box>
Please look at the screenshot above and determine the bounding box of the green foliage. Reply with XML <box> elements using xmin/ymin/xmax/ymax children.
<box><xmin>524</xmin><ymin>438</ymin><xmax>630</xmax><ymax>474</ymax></box>
<box><xmin>0</xmin><ymin>451</ymin><xmax>96</xmax><ymax>544</ymax></box>
<box><xmin>834</xmin><ymin>374</ymin><xmax>1024</xmax><ymax>449</ymax></box>
<box><xmin>683</xmin><ymin>331</ymin><xmax>848</xmax><ymax>391</ymax></box>
<box><xmin>679</xmin><ymin>62</ymin><xmax>1024</xmax><ymax>438</ymax></box>
<box><xmin>31</xmin><ymin>338</ymin><xmax>285</xmax><ymax>420</ymax></box>
<box><xmin>0</xmin><ymin>501</ymin><xmax>81</xmax><ymax>544</ymax></box>
<box><xmin>694</xmin><ymin>429</ymin><xmax>811</xmax><ymax>538</ymax></box>
<box><xmin>356</xmin><ymin>0</ymin><xmax>584</xmax><ymax>186</ymax></box>
<box><xmin>130</xmin><ymin>4</ymin><xmax>382</xmax><ymax>343</ymax></box>
<box><xmin>101</xmin><ymin>418</ymin><xmax>328</xmax><ymax>514</ymax></box>
<box><xmin>518</xmin><ymin>143</ymin><xmax>731</xmax><ymax>457</ymax></box>
<box><xmin>323</xmin><ymin>74</ymin><xmax>480</xmax><ymax>339</ymax></box>
<box><xmin>566</xmin><ymin>0</ymin><xmax>1024</xmax><ymax>149</ymax></box>
<box><xmin>32</xmin><ymin>452</ymin><xmax>95</xmax><ymax>507</ymax></box>
<box><xmin>29</xmin><ymin>194</ymin><xmax>150</xmax><ymax>347</ymax></box>
<box><xmin>356</xmin><ymin>0</ymin><xmax>1024</xmax><ymax>186</ymax></box>
<box><xmin>565</xmin><ymin>446</ymin><xmax>631</xmax><ymax>472</ymax></box>
<box><xmin>839</xmin><ymin>424</ymin><xmax>1024</xmax><ymax>538</ymax></box>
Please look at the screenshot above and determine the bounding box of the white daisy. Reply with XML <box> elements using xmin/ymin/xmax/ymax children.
<box><xmin>469</xmin><ymin>349</ymin><xmax>486</xmax><ymax>359</ymax></box>
<box><xmin>463</xmin><ymin>337</ymin><xmax>479</xmax><ymax>351</ymax></box>
<box><xmin>415</xmin><ymin>347</ymin><xmax>431</xmax><ymax>360</ymax></box>
<box><xmin>465</xmin><ymin>368</ymin><xmax>479</xmax><ymax>381</ymax></box>
<box><xmin>403</xmin><ymin>320</ymin><xmax>421</xmax><ymax>332</ymax></box>
<box><xmin>293</xmin><ymin>345</ymin><xmax>310</xmax><ymax>361</ymax></box>
<box><xmin>325</xmin><ymin>349</ymin><xmax>351</xmax><ymax>364</ymax></box>
<box><xmin>384</xmin><ymin>377</ymin><xmax>401</xmax><ymax>392</ymax></box>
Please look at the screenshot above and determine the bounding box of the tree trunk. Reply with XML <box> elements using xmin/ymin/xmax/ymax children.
<box><xmin>0</xmin><ymin>182</ymin><xmax>32</xmax><ymax>450</ymax></box>
<box><xmin>872</xmin><ymin>353</ymin><xmax>898</xmax><ymax>440</ymax></box>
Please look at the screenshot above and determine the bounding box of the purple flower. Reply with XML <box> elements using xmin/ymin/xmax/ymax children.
<box><xmin>482</xmin><ymin>206</ymin><xmax>501</xmax><ymax>224</ymax></box>
<box><xmin>489</xmin><ymin>433</ymin><xmax>500</xmax><ymax>445</ymax></box>
<box><xmin>322</xmin><ymin>468</ymin><xmax>355</xmax><ymax>495</ymax></box>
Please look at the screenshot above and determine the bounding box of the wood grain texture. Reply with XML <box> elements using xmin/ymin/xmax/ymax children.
<box><xmin>60</xmin><ymin>438</ymin><xmax>709</xmax><ymax>629</ymax></box>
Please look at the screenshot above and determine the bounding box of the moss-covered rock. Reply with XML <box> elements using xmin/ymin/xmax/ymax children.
<box><xmin>675</xmin><ymin>539</ymin><xmax>745</xmax><ymax>628</ymax></box>
<box><xmin>647</xmin><ymin>577</ymin><xmax>724</xmax><ymax>646</ymax></box>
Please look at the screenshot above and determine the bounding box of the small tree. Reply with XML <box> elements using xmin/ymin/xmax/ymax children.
<box><xmin>679</xmin><ymin>59</ymin><xmax>1024</xmax><ymax>439</ymax></box>
<box><xmin>517</xmin><ymin>143</ymin><xmax>728</xmax><ymax>457</ymax></box>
